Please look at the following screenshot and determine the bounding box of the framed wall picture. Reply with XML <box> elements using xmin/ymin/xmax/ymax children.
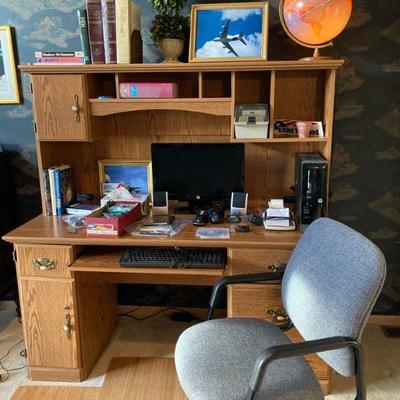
<box><xmin>189</xmin><ymin>2</ymin><xmax>268</xmax><ymax>63</ymax></box>
<box><xmin>98</xmin><ymin>160</ymin><xmax>153</xmax><ymax>196</ymax></box>
<box><xmin>0</xmin><ymin>26</ymin><xmax>19</xmax><ymax>104</ymax></box>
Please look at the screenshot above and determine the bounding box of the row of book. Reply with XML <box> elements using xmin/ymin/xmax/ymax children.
<box><xmin>82</xmin><ymin>0</ymin><xmax>141</xmax><ymax>64</ymax></box>
<box><xmin>43</xmin><ymin>166</ymin><xmax>76</xmax><ymax>216</ymax></box>
<box><xmin>35</xmin><ymin>0</ymin><xmax>142</xmax><ymax>65</ymax></box>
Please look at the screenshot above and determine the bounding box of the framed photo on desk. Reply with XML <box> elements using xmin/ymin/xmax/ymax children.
<box><xmin>98</xmin><ymin>159</ymin><xmax>153</xmax><ymax>196</ymax></box>
<box><xmin>189</xmin><ymin>2</ymin><xmax>269</xmax><ymax>62</ymax></box>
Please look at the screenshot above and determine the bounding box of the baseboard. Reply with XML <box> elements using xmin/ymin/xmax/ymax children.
<box><xmin>28</xmin><ymin>366</ymin><xmax>83</xmax><ymax>382</ymax></box>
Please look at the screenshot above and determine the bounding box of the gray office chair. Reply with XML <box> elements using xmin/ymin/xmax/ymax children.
<box><xmin>175</xmin><ymin>218</ymin><xmax>386</xmax><ymax>400</ymax></box>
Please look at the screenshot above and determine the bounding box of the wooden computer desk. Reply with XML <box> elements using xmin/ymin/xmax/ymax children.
<box><xmin>3</xmin><ymin>215</ymin><xmax>331</xmax><ymax>393</ymax></box>
<box><xmin>10</xmin><ymin>60</ymin><xmax>343</xmax><ymax>394</ymax></box>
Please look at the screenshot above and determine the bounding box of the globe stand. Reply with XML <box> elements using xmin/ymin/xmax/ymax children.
<box><xmin>300</xmin><ymin>47</ymin><xmax>334</xmax><ymax>62</ymax></box>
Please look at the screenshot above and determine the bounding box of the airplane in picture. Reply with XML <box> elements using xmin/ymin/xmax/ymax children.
<box><xmin>213</xmin><ymin>19</ymin><xmax>247</xmax><ymax>57</ymax></box>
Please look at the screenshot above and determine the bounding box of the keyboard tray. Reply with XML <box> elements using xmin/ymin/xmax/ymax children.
<box><xmin>120</xmin><ymin>247</ymin><xmax>226</xmax><ymax>269</ymax></box>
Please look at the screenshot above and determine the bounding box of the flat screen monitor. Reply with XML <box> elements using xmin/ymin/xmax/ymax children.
<box><xmin>151</xmin><ymin>143</ymin><xmax>244</xmax><ymax>204</ymax></box>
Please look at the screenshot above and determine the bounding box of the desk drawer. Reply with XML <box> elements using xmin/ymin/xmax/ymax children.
<box><xmin>228</xmin><ymin>283</ymin><xmax>331</xmax><ymax>382</ymax></box>
<box><xmin>16</xmin><ymin>245</ymin><xmax>78</xmax><ymax>278</ymax></box>
<box><xmin>229</xmin><ymin>249</ymin><xmax>291</xmax><ymax>275</ymax></box>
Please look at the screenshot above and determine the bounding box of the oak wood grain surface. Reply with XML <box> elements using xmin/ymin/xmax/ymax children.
<box><xmin>19</xmin><ymin>278</ymin><xmax>80</xmax><ymax>370</ymax></box>
<box><xmin>16</xmin><ymin>244</ymin><xmax>76</xmax><ymax>278</ymax></box>
<box><xmin>32</xmin><ymin>75</ymin><xmax>89</xmax><ymax>141</ymax></box>
<box><xmin>90</xmin><ymin>98</ymin><xmax>232</xmax><ymax>117</ymax></box>
<box><xmin>19</xmin><ymin>59</ymin><xmax>344</xmax><ymax>74</ymax></box>
<box><xmin>3</xmin><ymin>215</ymin><xmax>302</xmax><ymax>248</ymax></box>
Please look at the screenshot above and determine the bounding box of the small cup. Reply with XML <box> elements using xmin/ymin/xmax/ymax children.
<box><xmin>296</xmin><ymin>121</ymin><xmax>312</xmax><ymax>138</ymax></box>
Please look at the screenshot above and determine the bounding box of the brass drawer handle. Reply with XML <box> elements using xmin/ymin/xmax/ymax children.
<box><xmin>267</xmin><ymin>263</ymin><xmax>286</xmax><ymax>273</ymax></box>
<box><xmin>266</xmin><ymin>307</ymin><xmax>288</xmax><ymax>322</ymax></box>
<box><xmin>32</xmin><ymin>257</ymin><xmax>57</xmax><ymax>271</ymax></box>
<box><xmin>64</xmin><ymin>305</ymin><xmax>71</xmax><ymax>339</ymax></box>
<box><xmin>72</xmin><ymin>94</ymin><xmax>80</xmax><ymax>122</ymax></box>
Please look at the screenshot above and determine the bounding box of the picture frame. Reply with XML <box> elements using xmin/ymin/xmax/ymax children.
<box><xmin>98</xmin><ymin>159</ymin><xmax>153</xmax><ymax>197</ymax></box>
<box><xmin>0</xmin><ymin>26</ymin><xmax>20</xmax><ymax>104</ymax></box>
<box><xmin>189</xmin><ymin>2</ymin><xmax>268</xmax><ymax>63</ymax></box>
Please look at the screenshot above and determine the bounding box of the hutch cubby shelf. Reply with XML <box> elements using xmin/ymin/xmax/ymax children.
<box><xmin>20</xmin><ymin>59</ymin><xmax>343</xmax><ymax>212</ymax></box>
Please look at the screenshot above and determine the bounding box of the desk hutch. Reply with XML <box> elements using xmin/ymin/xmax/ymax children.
<box><xmin>4</xmin><ymin>60</ymin><xmax>343</xmax><ymax>394</ymax></box>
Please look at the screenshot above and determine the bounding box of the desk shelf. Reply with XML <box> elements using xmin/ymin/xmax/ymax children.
<box><xmin>70</xmin><ymin>247</ymin><xmax>224</xmax><ymax>286</ymax></box>
<box><xmin>89</xmin><ymin>98</ymin><xmax>232</xmax><ymax>117</ymax></box>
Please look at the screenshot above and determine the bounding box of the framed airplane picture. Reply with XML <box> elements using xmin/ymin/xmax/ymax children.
<box><xmin>189</xmin><ymin>2</ymin><xmax>268</xmax><ymax>62</ymax></box>
<box><xmin>0</xmin><ymin>26</ymin><xmax>19</xmax><ymax>104</ymax></box>
<box><xmin>98</xmin><ymin>159</ymin><xmax>153</xmax><ymax>196</ymax></box>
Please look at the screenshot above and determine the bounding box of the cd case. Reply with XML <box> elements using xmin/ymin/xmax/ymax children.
<box><xmin>196</xmin><ymin>228</ymin><xmax>230</xmax><ymax>240</ymax></box>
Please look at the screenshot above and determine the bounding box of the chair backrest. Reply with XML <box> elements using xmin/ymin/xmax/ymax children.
<box><xmin>281</xmin><ymin>218</ymin><xmax>386</xmax><ymax>377</ymax></box>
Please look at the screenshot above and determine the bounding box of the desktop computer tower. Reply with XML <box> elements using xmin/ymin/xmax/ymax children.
<box><xmin>295</xmin><ymin>153</ymin><xmax>328</xmax><ymax>232</ymax></box>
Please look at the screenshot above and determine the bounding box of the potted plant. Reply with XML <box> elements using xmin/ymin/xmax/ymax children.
<box><xmin>149</xmin><ymin>0</ymin><xmax>190</xmax><ymax>63</ymax></box>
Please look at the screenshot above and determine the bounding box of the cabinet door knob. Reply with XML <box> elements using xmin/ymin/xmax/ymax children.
<box><xmin>32</xmin><ymin>257</ymin><xmax>57</xmax><ymax>271</ymax></box>
<box><xmin>64</xmin><ymin>305</ymin><xmax>71</xmax><ymax>339</ymax></box>
<box><xmin>72</xmin><ymin>95</ymin><xmax>80</xmax><ymax>122</ymax></box>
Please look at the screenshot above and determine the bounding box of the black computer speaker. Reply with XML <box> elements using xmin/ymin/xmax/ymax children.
<box><xmin>230</xmin><ymin>192</ymin><xmax>248</xmax><ymax>216</ymax></box>
<box><xmin>152</xmin><ymin>191</ymin><xmax>169</xmax><ymax>216</ymax></box>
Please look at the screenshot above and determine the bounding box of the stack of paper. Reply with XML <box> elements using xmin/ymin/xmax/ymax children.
<box><xmin>265</xmin><ymin>208</ymin><xmax>290</xmax><ymax>228</ymax></box>
<box><xmin>263</xmin><ymin>199</ymin><xmax>295</xmax><ymax>231</ymax></box>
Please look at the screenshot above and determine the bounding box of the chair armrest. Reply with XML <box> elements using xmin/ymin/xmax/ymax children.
<box><xmin>207</xmin><ymin>272</ymin><xmax>283</xmax><ymax>320</ymax></box>
<box><xmin>246</xmin><ymin>336</ymin><xmax>365</xmax><ymax>400</ymax></box>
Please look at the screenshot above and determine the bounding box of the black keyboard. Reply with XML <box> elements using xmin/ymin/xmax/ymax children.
<box><xmin>120</xmin><ymin>247</ymin><xmax>226</xmax><ymax>269</ymax></box>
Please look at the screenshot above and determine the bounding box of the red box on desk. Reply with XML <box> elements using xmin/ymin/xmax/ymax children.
<box><xmin>85</xmin><ymin>203</ymin><xmax>142</xmax><ymax>238</ymax></box>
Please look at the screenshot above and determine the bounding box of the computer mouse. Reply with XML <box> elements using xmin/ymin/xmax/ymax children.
<box><xmin>193</xmin><ymin>211</ymin><xmax>208</xmax><ymax>226</ymax></box>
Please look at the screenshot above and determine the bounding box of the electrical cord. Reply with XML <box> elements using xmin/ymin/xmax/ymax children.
<box><xmin>118</xmin><ymin>306</ymin><xmax>202</xmax><ymax>322</ymax></box>
<box><xmin>0</xmin><ymin>339</ymin><xmax>26</xmax><ymax>383</ymax></box>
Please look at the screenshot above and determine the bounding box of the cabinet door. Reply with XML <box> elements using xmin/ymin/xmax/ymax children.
<box><xmin>20</xmin><ymin>278</ymin><xmax>80</xmax><ymax>369</ymax></box>
<box><xmin>32</xmin><ymin>75</ymin><xmax>89</xmax><ymax>141</ymax></box>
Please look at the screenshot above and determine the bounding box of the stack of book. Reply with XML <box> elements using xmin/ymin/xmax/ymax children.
<box><xmin>34</xmin><ymin>0</ymin><xmax>142</xmax><ymax>65</ymax></box>
<box><xmin>43</xmin><ymin>165</ymin><xmax>76</xmax><ymax>216</ymax></box>
<box><xmin>34</xmin><ymin>51</ymin><xmax>86</xmax><ymax>65</ymax></box>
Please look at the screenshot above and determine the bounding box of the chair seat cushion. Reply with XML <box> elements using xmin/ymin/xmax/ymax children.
<box><xmin>175</xmin><ymin>318</ymin><xmax>323</xmax><ymax>400</ymax></box>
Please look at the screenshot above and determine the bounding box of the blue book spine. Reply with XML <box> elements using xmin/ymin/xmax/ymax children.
<box><xmin>55</xmin><ymin>170</ymin><xmax>63</xmax><ymax>216</ymax></box>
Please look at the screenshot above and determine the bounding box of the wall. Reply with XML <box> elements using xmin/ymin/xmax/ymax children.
<box><xmin>0</xmin><ymin>0</ymin><xmax>398</xmax><ymax>313</ymax></box>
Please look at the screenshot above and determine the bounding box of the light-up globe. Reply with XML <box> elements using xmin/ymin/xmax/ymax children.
<box><xmin>279</xmin><ymin>0</ymin><xmax>352</xmax><ymax>58</ymax></box>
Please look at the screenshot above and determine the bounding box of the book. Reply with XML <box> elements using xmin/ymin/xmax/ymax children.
<box><xmin>42</xmin><ymin>170</ymin><xmax>52</xmax><ymax>216</ymax></box>
<box><xmin>119</xmin><ymin>82</ymin><xmax>177</xmax><ymax>98</ymax></box>
<box><xmin>101</xmin><ymin>0</ymin><xmax>117</xmax><ymax>64</ymax></box>
<box><xmin>34</xmin><ymin>57</ymin><xmax>84</xmax><ymax>64</ymax></box>
<box><xmin>77</xmin><ymin>9</ymin><xmax>92</xmax><ymax>64</ymax></box>
<box><xmin>273</xmin><ymin>120</ymin><xmax>324</xmax><ymax>138</ymax></box>
<box><xmin>34</xmin><ymin>51</ymin><xmax>84</xmax><ymax>57</ymax></box>
<box><xmin>131</xmin><ymin>2</ymin><xmax>141</xmax><ymax>31</ymax></box>
<box><xmin>66</xmin><ymin>203</ymin><xmax>100</xmax><ymax>216</ymax></box>
<box><xmin>87</xmin><ymin>0</ymin><xmax>105</xmax><ymax>63</ymax></box>
<box><xmin>116</xmin><ymin>0</ymin><xmax>132</xmax><ymax>63</ymax></box>
<box><xmin>55</xmin><ymin>167</ymin><xmax>76</xmax><ymax>216</ymax></box>
<box><xmin>131</xmin><ymin>30</ymin><xmax>143</xmax><ymax>63</ymax></box>
<box><xmin>48</xmin><ymin>166</ymin><xmax>60</xmax><ymax>216</ymax></box>
<box><xmin>130</xmin><ymin>3</ymin><xmax>142</xmax><ymax>62</ymax></box>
